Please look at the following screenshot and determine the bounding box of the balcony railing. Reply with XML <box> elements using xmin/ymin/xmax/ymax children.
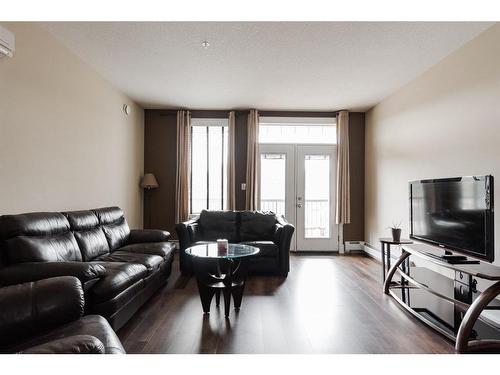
<box><xmin>261</xmin><ymin>199</ymin><xmax>286</xmax><ymax>216</ymax></box>
<box><xmin>260</xmin><ymin>199</ymin><xmax>330</xmax><ymax>238</ymax></box>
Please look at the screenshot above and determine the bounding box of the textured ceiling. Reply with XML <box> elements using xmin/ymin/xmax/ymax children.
<box><xmin>41</xmin><ymin>22</ymin><xmax>493</xmax><ymax>111</ymax></box>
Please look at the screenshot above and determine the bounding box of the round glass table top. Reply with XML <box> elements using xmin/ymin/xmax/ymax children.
<box><xmin>185</xmin><ymin>243</ymin><xmax>260</xmax><ymax>259</ymax></box>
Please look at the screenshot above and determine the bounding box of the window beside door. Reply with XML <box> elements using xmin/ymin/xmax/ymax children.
<box><xmin>190</xmin><ymin>118</ymin><xmax>229</xmax><ymax>214</ymax></box>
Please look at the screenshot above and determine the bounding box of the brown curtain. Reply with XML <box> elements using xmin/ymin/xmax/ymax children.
<box><xmin>335</xmin><ymin>110</ymin><xmax>350</xmax><ymax>224</ymax></box>
<box><xmin>175</xmin><ymin>110</ymin><xmax>191</xmax><ymax>223</ymax></box>
<box><xmin>245</xmin><ymin>109</ymin><xmax>260</xmax><ymax>210</ymax></box>
<box><xmin>227</xmin><ymin>111</ymin><xmax>236</xmax><ymax>210</ymax></box>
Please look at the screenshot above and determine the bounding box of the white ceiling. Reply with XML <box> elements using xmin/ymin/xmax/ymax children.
<box><xmin>41</xmin><ymin>22</ymin><xmax>493</xmax><ymax>111</ymax></box>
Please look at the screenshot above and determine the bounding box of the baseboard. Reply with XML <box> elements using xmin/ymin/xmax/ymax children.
<box><xmin>362</xmin><ymin>242</ymin><xmax>381</xmax><ymax>261</ymax></box>
<box><xmin>362</xmin><ymin>242</ymin><xmax>406</xmax><ymax>264</ymax></box>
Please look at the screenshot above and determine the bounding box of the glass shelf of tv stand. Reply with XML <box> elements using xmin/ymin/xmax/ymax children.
<box><xmin>389</xmin><ymin>266</ymin><xmax>500</xmax><ymax>342</ymax></box>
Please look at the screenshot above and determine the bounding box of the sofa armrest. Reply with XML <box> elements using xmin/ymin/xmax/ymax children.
<box><xmin>0</xmin><ymin>261</ymin><xmax>106</xmax><ymax>287</ymax></box>
<box><xmin>20</xmin><ymin>335</ymin><xmax>105</xmax><ymax>354</ymax></box>
<box><xmin>176</xmin><ymin>217</ymin><xmax>200</xmax><ymax>275</ymax></box>
<box><xmin>274</xmin><ymin>216</ymin><xmax>295</xmax><ymax>276</ymax></box>
<box><xmin>175</xmin><ymin>217</ymin><xmax>199</xmax><ymax>251</ymax></box>
<box><xmin>0</xmin><ymin>276</ymin><xmax>84</xmax><ymax>347</ymax></box>
<box><xmin>128</xmin><ymin>229</ymin><xmax>170</xmax><ymax>244</ymax></box>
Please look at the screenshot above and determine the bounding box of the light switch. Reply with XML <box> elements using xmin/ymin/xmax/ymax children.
<box><xmin>241</xmin><ymin>183</ymin><xmax>246</xmax><ymax>191</ymax></box>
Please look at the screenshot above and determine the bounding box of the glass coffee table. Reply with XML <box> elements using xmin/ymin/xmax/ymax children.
<box><xmin>185</xmin><ymin>243</ymin><xmax>259</xmax><ymax>318</ymax></box>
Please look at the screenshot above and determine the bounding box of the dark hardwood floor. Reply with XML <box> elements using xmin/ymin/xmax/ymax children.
<box><xmin>117</xmin><ymin>253</ymin><xmax>454</xmax><ymax>354</ymax></box>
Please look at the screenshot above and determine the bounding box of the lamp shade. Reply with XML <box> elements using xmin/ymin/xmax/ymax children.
<box><xmin>140</xmin><ymin>173</ymin><xmax>159</xmax><ymax>189</ymax></box>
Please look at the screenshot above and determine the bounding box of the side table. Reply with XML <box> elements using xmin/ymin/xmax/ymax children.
<box><xmin>379</xmin><ymin>238</ymin><xmax>413</xmax><ymax>282</ymax></box>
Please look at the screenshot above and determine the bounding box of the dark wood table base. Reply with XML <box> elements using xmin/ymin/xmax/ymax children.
<box><xmin>192</xmin><ymin>257</ymin><xmax>249</xmax><ymax>318</ymax></box>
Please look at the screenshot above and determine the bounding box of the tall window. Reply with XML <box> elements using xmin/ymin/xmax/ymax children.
<box><xmin>190</xmin><ymin>118</ymin><xmax>229</xmax><ymax>214</ymax></box>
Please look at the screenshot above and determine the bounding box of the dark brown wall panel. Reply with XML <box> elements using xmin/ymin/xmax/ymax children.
<box><xmin>343</xmin><ymin>112</ymin><xmax>365</xmax><ymax>241</ymax></box>
<box><xmin>144</xmin><ymin>109</ymin><xmax>249</xmax><ymax>235</ymax></box>
<box><xmin>234</xmin><ymin>111</ymin><xmax>248</xmax><ymax>209</ymax></box>
<box><xmin>144</xmin><ymin>109</ymin><xmax>365</xmax><ymax>243</ymax></box>
<box><xmin>144</xmin><ymin>110</ymin><xmax>177</xmax><ymax>235</ymax></box>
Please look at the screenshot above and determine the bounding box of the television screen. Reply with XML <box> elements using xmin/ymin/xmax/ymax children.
<box><xmin>409</xmin><ymin>176</ymin><xmax>494</xmax><ymax>262</ymax></box>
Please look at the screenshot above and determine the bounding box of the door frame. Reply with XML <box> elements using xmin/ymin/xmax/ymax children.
<box><xmin>259</xmin><ymin>143</ymin><xmax>339</xmax><ymax>252</ymax></box>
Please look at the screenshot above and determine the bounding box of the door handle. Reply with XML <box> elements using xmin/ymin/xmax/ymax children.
<box><xmin>297</xmin><ymin>203</ymin><xmax>303</xmax><ymax>208</ymax></box>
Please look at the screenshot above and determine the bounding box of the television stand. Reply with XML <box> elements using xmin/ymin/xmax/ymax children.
<box><xmin>384</xmin><ymin>242</ymin><xmax>500</xmax><ymax>353</ymax></box>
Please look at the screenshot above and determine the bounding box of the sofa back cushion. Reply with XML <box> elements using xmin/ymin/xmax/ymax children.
<box><xmin>199</xmin><ymin>210</ymin><xmax>238</xmax><ymax>242</ymax></box>
<box><xmin>4</xmin><ymin>232</ymin><xmax>82</xmax><ymax>263</ymax></box>
<box><xmin>74</xmin><ymin>228</ymin><xmax>109</xmax><ymax>261</ymax></box>
<box><xmin>93</xmin><ymin>207</ymin><xmax>130</xmax><ymax>250</ymax></box>
<box><xmin>0</xmin><ymin>212</ymin><xmax>82</xmax><ymax>265</ymax></box>
<box><xmin>64</xmin><ymin>210</ymin><xmax>110</xmax><ymax>261</ymax></box>
<box><xmin>64</xmin><ymin>210</ymin><xmax>99</xmax><ymax>231</ymax></box>
<box><xmin>239</xmin><ymin>211</ymin><xmax>277</xmax><ymax>242</ymax></box>
<box><xmin>0</xmin><ymin>212</ymin><xmax>70</xmax><ymax>239</ymax></box>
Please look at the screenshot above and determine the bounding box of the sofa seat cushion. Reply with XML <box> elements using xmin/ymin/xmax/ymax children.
<box><xmin>118</xmin><ymin>242</ymin><xmax>175</xmax><ymax>260</ymax></box>
<box><xmin>239</xmin><ymin>241</ymin><xmax>278</xmax><ymax>257</ymax></box>
<box><xmin>8</xmin><ymin>315</ymin><xmax>125</xmax><ymax>354</ymax></box>
<box><xmin>20</xmin><ymin>334</ymin><xmax>106</xmax><ymax>354</ymax></box>
<box><xmin>96</xmin><ymin>251</ymin><xmax>163</xmax><ymax>274</ymax></box>
<box><xmin>88</xmin><ymin>262</ymin><xmax>147</xmax><ymax>303</ymax></box>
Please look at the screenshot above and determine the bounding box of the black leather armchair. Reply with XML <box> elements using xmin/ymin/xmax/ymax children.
<box><xmin>0</xmin><ymin>276</ymin><xmax>124</xmax><ymax>354</ymax></box>
<box><xmin>176</xmin><ymin>210</ymin><xmax>295</xmax><ymax>276</ymax></box>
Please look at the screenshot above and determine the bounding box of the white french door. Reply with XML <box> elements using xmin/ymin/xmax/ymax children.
<box><xmin>260</xmin><ymin>144</ymin><xmax>338</xmax><ymax>252</ymax></box>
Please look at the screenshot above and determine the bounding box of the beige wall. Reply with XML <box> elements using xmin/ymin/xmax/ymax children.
<box><xmin>365</xmin><ymin>23</ymin><xmax>500</xmax><ymax>263</ymax></box>
<box><xmin>0</xmin><ymin>23</ymin><xmax>144</xmax><ymax>227</ymax></box>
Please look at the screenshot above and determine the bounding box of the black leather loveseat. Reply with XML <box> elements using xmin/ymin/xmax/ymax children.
<box><xmin>0</xmin><ymin>276</ymin><xmax>124</xmax><ymax>354</ymax></box>
<box><xmin>176</xmin><ymin>210</ymin><xmax>294</xmax><ymax>276</ymax></box>
<box><xmin>0</xmin><ymin>207</ymin><xmax>175</xmax><ymax>330</ymax></box>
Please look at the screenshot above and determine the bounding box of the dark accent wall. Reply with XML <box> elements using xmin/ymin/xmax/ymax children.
<box><xmin>143</xmin><ymin>110</ymin><xmax>177</xmax><ymax>235</ymax></box>
<box><xmin>344</xmin><ymin>112</ymin><xmax>365</xmax><ymax>241</ymax></box>
<box><xmin>143</xmin><ymin>109</ymin><xmax>249</xmax><ymax>237</ymax></box>
<box><xmin>143</xmin><ymin>109</ymin><xmax>365</xmax><ymax>242</ymax></box>
<box><xmin>234</xmin><ymin>111</ymin><xmax>249</xmax><ymax>209</ymax></box>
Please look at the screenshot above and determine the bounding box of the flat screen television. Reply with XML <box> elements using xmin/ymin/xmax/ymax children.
<box><xmin>409</xmin><ymin>176</ymin><xmax>494</xmax><ymax>262</ymax></box>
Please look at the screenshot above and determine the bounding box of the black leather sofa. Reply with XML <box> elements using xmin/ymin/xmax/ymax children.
<box><xmin>176</xmin><ymin>210</ymin><xmax>294</xmax><ymax>276</ymax></box>
<box><xmin>0</xmin><ymin>207</ymin><xmax>175</xmax><ymax>330</ymax></box>
<box><xmin>0</xmin><ymin>276</ymin><xmax>124</xmax><ymax>354</ymax></box>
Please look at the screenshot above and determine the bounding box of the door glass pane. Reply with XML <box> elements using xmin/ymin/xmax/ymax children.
<box><xmin>304</xmin><ymin>155</ymin><xmax>330</xmax><ymax>238</ymax></box>
<box><xmin>260</xmin><ymin>153</ymin><xmax>286</xmax><ymax>216</ymax></box>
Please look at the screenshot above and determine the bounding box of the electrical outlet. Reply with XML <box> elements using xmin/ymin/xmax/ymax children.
<box><xmin>241</xmin><ymin>183</ymin><xmax>246</xmax><ymax>191</ymax></box>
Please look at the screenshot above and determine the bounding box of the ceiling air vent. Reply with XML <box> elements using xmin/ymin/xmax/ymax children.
<box><xmin>0</xmin><ymin>25</ymin><xmax>15</xmax><ymax>58</ymax></box>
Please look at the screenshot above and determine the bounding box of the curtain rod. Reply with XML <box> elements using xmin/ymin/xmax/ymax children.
<box><xmin>155</xmin><ymin>109</ymin><xmax>341</xmax><ymax>117</ymax></box>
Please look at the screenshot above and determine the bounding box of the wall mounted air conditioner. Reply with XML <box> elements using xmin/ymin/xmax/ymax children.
<box><xmin>0</xmin><ymin>25</ymin><xmax>15</xmax><ymax>58</ymax></box>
